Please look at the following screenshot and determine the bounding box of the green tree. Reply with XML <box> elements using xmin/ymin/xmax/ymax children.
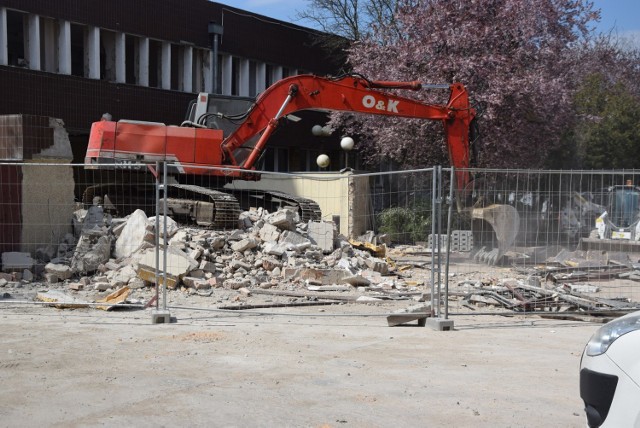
<box><xmin>574</xmin><ymin>73</ymin><xmax>640</xmax><ymax>169</ymax></box>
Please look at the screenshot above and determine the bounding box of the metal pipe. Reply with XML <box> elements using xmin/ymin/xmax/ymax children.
<box><xmin>162</xmin><ymin>161</ymin><xmax>168</xmax><ymax>311</ymax></box>
<box><xmin>154</xmin><ymin>161</ymin><xmax>160</xmax><ymax>310</ymax></box>
<box><xmin>444</xmin><ymin>167</ymin><xmax>455</xmax><ymax>319</ymax></box>
<box><xmin>430</xmin><ymin>167</ymin><xmax>437</xmax><ymax>316</ymax></box>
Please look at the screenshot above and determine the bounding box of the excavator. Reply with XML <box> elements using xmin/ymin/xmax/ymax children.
<box><xmin>84</xmin><ymin>73</ymin><xmax>519</xmax><ymax>264</ymax></box>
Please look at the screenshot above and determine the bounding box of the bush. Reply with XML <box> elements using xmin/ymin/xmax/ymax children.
<box><xmin>377</xmin><ymin>203</ymin><xmax>432</xmax><ymax>244</ymax></box>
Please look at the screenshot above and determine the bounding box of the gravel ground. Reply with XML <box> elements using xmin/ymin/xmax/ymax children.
<box><xmin>0</xmin><ymin>297</ymin><xmax>595</xmax><ymax>428</ymax></box>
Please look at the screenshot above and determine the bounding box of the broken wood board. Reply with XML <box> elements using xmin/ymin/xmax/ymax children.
<box><xmin>35</xmin><ymin>290</ymin><xmax>90</xmax><ymax>309</ymax></box>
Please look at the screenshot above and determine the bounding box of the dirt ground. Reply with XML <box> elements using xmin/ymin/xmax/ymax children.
<box><xmin>0</xmin><ymin>296</ymin><xmax>596</xmax><ymax>428</ymax></box>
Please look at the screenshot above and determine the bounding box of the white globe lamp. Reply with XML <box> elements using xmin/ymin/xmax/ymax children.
<box><xmin>311</xmin><ymin>125</ymin><xmax>324</xmax><ymax>137</ymax></box>
<box><xmin>316</xmin><ymin>154</ymin><xmax>330</xmax><ymax>168</ymax></box>
<box><xmin>340</xmin><ymin>136</ymin><xmax>355</xmax><ymax>151</ymax></box>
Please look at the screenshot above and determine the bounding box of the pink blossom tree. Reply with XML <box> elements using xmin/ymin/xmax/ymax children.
<box><xmin>333</xmin><ymin>0</ymin><xmax>600</xmax><ymax>169</ymax></box>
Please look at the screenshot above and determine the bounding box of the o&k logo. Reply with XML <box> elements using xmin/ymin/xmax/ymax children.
<box><xmin>362</xmin><ymin>95</ymin><xmax>400</xmax><ymax>113</ymax></box>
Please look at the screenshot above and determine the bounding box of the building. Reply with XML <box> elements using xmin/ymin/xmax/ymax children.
<box><xmin>0</xmin><ymin>0</ymin><xmax>350</xmax><ymax>169</ymax></box>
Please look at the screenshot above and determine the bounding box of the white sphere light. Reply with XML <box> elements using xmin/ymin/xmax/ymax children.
<box><xmin>311</xmin><ymin>125</ymin><xmax>324</xmax><ymax>136</ymax></box>
<box><xmin>340</xmin><ymin>136</ymin><xmax>355</xmax><ymax>151</ymax></box>
<box><xmin>316</xmin><ymin>154</ymin><xmax>330</xmax><ymax>168</ymax></box>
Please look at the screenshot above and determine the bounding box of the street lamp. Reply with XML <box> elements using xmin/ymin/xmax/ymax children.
<box><xmin>341</xmin><ymin>136</ymin><xmax>354</xmax><ymax>169</ymax></box>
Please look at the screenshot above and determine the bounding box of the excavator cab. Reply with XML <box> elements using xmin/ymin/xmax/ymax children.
<box><xmin>578</xmin><ymin>183</ymin><xmax>640</xmax><ymax>252</ymax></box>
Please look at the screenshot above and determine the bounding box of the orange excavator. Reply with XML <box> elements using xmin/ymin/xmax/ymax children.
<box><xmin>85</xmin><ymin>73</ymin><xmax>519</xmax><ymax>263</ymax></box>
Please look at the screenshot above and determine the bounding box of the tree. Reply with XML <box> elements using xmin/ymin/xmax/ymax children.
<box><xmin>573</xmin><ymin>73</ymin><xmax>640</xmax><ymax>169</ymax></box>
<box><xmin>328</xmin><ymin>0</ymin><xmax>599</xmax><ymax>169</ymax></box>
<box><xmin>295</xmin><ymin>0</ymin><xmax>401</xmax><ymax>68</ymax></box>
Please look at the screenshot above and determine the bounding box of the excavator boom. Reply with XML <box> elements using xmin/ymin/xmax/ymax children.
<box><xmin>218</xmin><ymin>74</ymin><xmax>474</xmax><ymax>191</ymax></box>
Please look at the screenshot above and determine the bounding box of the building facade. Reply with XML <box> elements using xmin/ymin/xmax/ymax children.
<box><xmin>0</xmin><ymin>0</ymin><xmax>347</xmax><ymax>168</ymax></box>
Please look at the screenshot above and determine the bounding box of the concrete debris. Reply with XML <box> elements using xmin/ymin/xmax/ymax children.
<box><xmin>308</xmin><ymin>221</ymin><xmax>336</xmax><ymax>253</ymax></box>
<box><xmin>266</xmin><ymin>209</ymin><xmax>298</xmax><ymax>230</ymax></box>
<box><xmin>23</xmin><ymin>204</ymin><xmax>634</xmax><ymax>320</ymax></box>
<box><xmin>2</xmin><ymin>252</ymin><xmax>35</xmax><ymax>272</ymax></box>
<box><xmin>115</xmin><ymin>209</ymin><xmax>149</xmax><ymax>259</ymax></box>
<box><xmin>45</xmin><ymin>263</ymin><xmax>72</xmax><ymax>281</ymax></box>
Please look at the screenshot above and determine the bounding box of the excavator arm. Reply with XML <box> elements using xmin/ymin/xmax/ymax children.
<box><xmin>218</xmin><ymin>74</ymin><xmax>475</xmax><ymax>191</ymax></box>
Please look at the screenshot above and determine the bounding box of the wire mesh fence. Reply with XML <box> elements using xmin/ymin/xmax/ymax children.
<box><xmin>1</xmin><ymin>161</ymin><xmax>639</xmax><ymax>320</ymax></box>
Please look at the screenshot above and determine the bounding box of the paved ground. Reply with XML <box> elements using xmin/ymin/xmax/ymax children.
<box><xmin>0</xmin><ymin>300</ymin><xmax>595</xmax><ymax>427</ymax></box>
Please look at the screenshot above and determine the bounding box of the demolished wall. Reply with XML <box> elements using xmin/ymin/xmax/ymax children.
<box><xmin>0</xmin><ymin>115</ymin><xmax>75</xmax><ymax>255</ymax></box>
<box><xmin>227</xmin><ymin>170</ymin><xmax>372</xmax><ymax>238</ymax></box>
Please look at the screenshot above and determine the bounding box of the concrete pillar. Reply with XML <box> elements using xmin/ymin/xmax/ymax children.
<box><xmin>137</xmin><ymin>37</ymin><xmax>149</xmax><ymax>86</ymax></box>
<box><xmin>57</xmin><ymin>20</ymin><xmax>71</xmax><ymax>75</ymax></box>
<box><xmin>221</xmin><ymin>54</ymin><xmax>232</xmax><ymax>96</ymax></box>
<box><xmin>255</xmin><ymin>62</ymin><xmax>266</xmax><ymax>93</ymax></box>
<box><xmin>0</xmin><ymin>8</ymin><xmax>7</xmax><ymax>66</ymax></box>
<box><xmin>181</xmin><ymin>45</ymin><xmax>193</xmax><ymax>92</ymax></box>
<box><xmin>272</xmin><ymin>65</ymin><xmax>283</xmax><ymax>83</ymax></box>
<box><xmin>114</xmin><ymin>32</ymin><xmax>125</xmax><ymax>83</ymax></box>
<box><xmin>42</xmin><ymin>19</ymin><xmax>56</xmax><ymax>72</ymax></box>
<box><xmin>160</xmin><ymin>41</ymin><xmax>171</xmax><ymax>90</ymax></box>
<box><xmin>239</xmin><ymin>58</ymin><xmax>250</xmax><ymax>97</ymax></box>
<box><xmin>25</xmin><ymin>14</ymin><xmax>41</xmax><ymax>70</ymax></box>
<box><xmin>203</xmin><ymin>50</ymin><xmax>213</xmax><ymax>93</ymax></box>
<box><xmin>193</xmin><ymin>49</ymin><xmax>203</xmax><ymax>93</ymax></box>
<box><xmin>84</xmin><ymin>26</ymin><xmax>100</xmax><ymax>79</ymax></box>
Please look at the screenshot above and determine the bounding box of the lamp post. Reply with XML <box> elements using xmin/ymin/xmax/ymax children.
<box><xmin>341</xmin><ymin>136</ymin><xmax>354</xmax><ymax>169</ymax></box>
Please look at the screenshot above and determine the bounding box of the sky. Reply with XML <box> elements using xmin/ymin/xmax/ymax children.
<box><xmin>215</xmin><ymin>0</ymin><xmax>640</xmax><ymax>40</ymax></box>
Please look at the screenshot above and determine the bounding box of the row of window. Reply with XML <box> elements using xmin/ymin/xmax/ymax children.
<box><xmin>2</xmin><ymin>8</ymin><xmax>305</xmax><ymax>96</ymax></box>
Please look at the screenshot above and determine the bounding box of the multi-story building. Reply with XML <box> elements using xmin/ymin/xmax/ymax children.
<box><xmin>0</xmin><ymin>0</ymin><xmax>348</xmax><ymax>169</ymax></box>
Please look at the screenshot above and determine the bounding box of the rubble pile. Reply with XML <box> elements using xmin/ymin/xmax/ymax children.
<box><xmin>1</xmin><ymin>205</ymin><xmax>423</xmax><ymax>307</ymax></box>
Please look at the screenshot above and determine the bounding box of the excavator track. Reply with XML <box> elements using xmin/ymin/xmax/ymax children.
<box><xmin>82</xmin><ymin>183</ymin><xmax>321</xmax><ymax>229</ymax></box>
<box><xmin>166</xmin><ymin>184</ymin><xmax>241</xmax><ymax>229</ymax></box>
<box><xmin>231</xmin><ymin>190</ymin><xmax>322</xmax><ymax>222</ymax></box>
<box><xmin>82</xmin><ymin>183</ymin><xmax>242</xmax><ymax>229</ymax></box>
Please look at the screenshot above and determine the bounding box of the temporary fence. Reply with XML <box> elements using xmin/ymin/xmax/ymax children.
<box><xmin>1</xmin><ymin>161</ymin><xmax>639</xmax><ymax>324</ymax></box>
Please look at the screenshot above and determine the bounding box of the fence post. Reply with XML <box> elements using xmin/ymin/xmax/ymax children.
<box><xmin>427</xmin><ymin>165</ymin><xmax>455</xmax><ymax>331</ymax></box>
<box><xmin>151</xmin><ymin>161</ymin><xmax>171</xmax><ymax>323</ymax></box>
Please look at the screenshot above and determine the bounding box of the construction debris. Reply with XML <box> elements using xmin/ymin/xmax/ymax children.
<box><xmin>2</xmin><ymin>204</ymin><xmax>640</xmax><ymax>320</ymax></box>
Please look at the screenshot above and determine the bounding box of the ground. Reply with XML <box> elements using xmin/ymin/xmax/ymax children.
<box><xmin>0</xmin><ymin>301</ymin><xmax>594</xmax><ymax>427</ymax></box>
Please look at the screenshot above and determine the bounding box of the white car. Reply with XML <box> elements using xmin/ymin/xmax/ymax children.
<box><xmin>580</xmin><ymin>311</ymin><xmax>640</xmax><ymax>427</ymax></box>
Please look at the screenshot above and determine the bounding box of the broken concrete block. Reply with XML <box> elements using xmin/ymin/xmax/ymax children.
<box><xmin>136</xmin><ymin>247</ymin><xmax>199</xmax><ymax>288</ymax></box>
<box><xmin>266</xmin><ymin>209</ymin><xmax>296</xmax><ymax>230</ymax></box>
<box><xmin>224</xmin><ymin>278</ymin><xmax>251</xmax><ymax>290</ymax></box>
<box><xmin>128</xmin><ymin>278</ymin><xmax>146</xmax><ymax>289</ymax></box>
<box><xmin>44</xmin><ymin>272</ymin><xmax>59</xmax><ymax>283</ymax></box>
<box><xmin>0</xmin><ymin>278</ymin><xmax>7</xmax><ymax>287</ymax></box>
<box><xmin>81</xmin><ymin>206</ymin><xmax>107</xmax><ymax>233</ymax></box>
<box><xmin>2</xmin><ymin>252</ymin><xmax>35</xmax><ymax>272</ymax></box>
<box><xmin>387</xmin><ymin>303</ymin><xmax>431</xmax><ymax>327</ymax></box>
<box><xmin>259</xmin><ymin>223</ymin><xmax>281</xmax><ymax>243</ymax></box>
<box><xmin>209</xmin><ymin>235</ymin><xmax>226</xmax><ymax>249</ymax></box>
<box><xmin>68</xmin><ymin>283</ymin><xmax>84</xmax><ymax>291</ymax></box>
<box><xmin>199</xmin><ymin>260</ymin><xmax>217</xmax><ymax>273</ymax></box>
<box><xmin>279</xmin><ymin>230</ymin><xmax>311</xmax><ymax>248</ymax></box>
<box><xmin>182</xmin><ymin>276</ymin><xmax>209</xmax><ymax>289</ymax></box>
<box><xmin>109</xmin><ymin>265</ymin><xmax>137</xmax><ymax>287</ymax></box>
<box><xmin>94</xmin><ymin>282</ymin><xmax>111</xmax><ymax>291</ymax></box>
<box><xmin>230</xmin><ymin>260</ymin><xmax>252</xmax><ymax>272</ymax></box>
<box><xmin>22</xmin><ymin>269</ymin><xmax>34</xmax><ymax>282</ymax></box>
<box><xmin>72</xmin><ymin>235</ymin><xmax>111</xmax><ymax>274</ymax></box>
<box><xmin>114</xmin><ymin>209</ymin><xmax>149</xmax><ymax>259</ymax></box>
<box><xmin>364</xmin><ymin>257</ymin><xmax>389</xmax><ymax>274</ymax></box>
<box><xmin>263</xmin><ymin>242</ymin><xmax>286</xmax><ymax>257</ymax></box>
<box><xmin>262</xmin><ymin>257</ymin><xmax>282</xmax><ymax>271</ymax></box>
<box><xmin>231</xmin><ymin>237</ymin><xmax>259</xmax><ymax>252</ymax></box>
<box><xmin>45</xmin><ymin>263</ymin><xmax>72</xmax><ymax>280</ymax></box>
<box><xmin>308</xmin><ymin>221</ymin><xmax>335</xmax><ymax>253</ymax></box>
<box><xmin>148</xmin><ymin>215</ymin><xmax>179</xmax><ymax>238</ymax></box>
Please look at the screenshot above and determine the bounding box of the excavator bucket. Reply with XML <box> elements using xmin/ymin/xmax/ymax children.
<box><xmin>469</xmin><ymin>204</ymin><xmax>520</xmax><ymax>265</ymax></box>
